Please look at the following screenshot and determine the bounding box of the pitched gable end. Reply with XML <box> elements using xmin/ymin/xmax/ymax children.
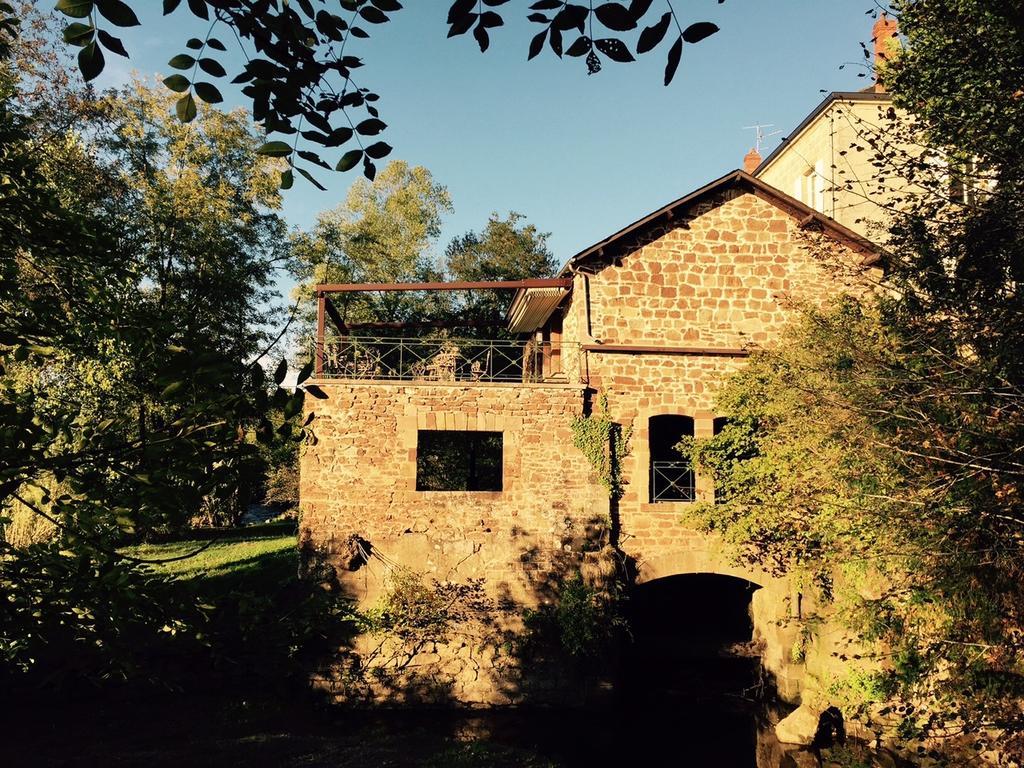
<box><xmin>561</xmin><ymin>170</ymin><xmax>880</xmax><ymax>277</ymax></box>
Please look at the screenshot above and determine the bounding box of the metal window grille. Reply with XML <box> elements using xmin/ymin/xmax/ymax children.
<box><xmin>651</xmin><ymin>461</ymin><xmax>695</xmax><ymax>503</ymax></box>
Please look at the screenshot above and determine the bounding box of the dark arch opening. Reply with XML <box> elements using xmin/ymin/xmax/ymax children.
<box><xmin>604</xmin><ymin>573</ymin><xmax>770</xmax><ymax>767</ymax></box>
<box><xmin>620</xmin><ymin>573</ymin><xmax>763</xmax><ymax>704</ymax></box>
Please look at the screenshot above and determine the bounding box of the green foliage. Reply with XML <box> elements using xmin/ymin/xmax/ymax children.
<box><xmin>0</xmin><ymin>542</ymin><xmax>205</xmax><ymax>687</ymax></box>
<box><xmin>522</xmin><ymin>572</ymin><xmax>623</xmax><ymax>660</ymax></box>
<box><xmin>1</xmin><ymin>522</ymin><xmax>348</xmax><ymax>694</ymax></box>
<box><xmin>0</xmin><ymin>17</ymin><xmax>320</xmax><ymax>695</ymax></box>
<box><xmin>422</xmin><ymin>741</ymin><xmax>557</xmax><ymax>768</ymax></box>
<box><xmin>290</xmin><ymin>160</ymin><xmax>453</xmax><ymax>326</ymax></box>
<box><xmin>358</xmin><ymin>569</ymin><xmax>491</xmax><ymax>647</ymax></box>
<box><xmin>570</xmin><ymin>394</ymin><xmax>632</xmax><ymax>499</ymax></box>
<box><xmin>445</xmin><ymin>212</ymin><xmax>557</xmax><ymax>323</ymax></box>
<box><xmin>37</xmin><ymin>2</ymin><xmax>718</xmax><ymax>188</ymax></box>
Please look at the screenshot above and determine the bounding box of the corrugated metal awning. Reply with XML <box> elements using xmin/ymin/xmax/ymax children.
<box><xmin>505</xmin><ymin>286</ymin><xmax>569</xmax><ymax>333</ymax></box>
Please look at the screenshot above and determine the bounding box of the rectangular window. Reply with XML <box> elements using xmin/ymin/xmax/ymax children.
<box><xmin>416</xmin><ymin>430</ymin><xmax>503</xmax><ymax>492</ymax></box>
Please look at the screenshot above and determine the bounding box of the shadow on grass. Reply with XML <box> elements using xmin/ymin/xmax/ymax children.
<box><xmin>145</xmin><ymin>518</ymin><xmax>297</xmax><ymax>544</ymax></box>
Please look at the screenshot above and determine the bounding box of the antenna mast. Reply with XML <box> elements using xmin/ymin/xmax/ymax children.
<box><xmin>742</xmin><ymin>123</ymin><xmax>782</xmax><ymax>153</ymax></box>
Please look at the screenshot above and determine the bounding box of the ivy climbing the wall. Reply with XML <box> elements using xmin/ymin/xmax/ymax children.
<box><xmin>570</xmin><ymin>394</ymin><xmax>632</xmax><ymax>500</ymax></box>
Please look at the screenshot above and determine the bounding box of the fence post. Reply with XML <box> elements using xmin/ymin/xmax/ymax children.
<box><xmin>315</xmin><ymin>291</ymin><xmax>325</xmax><ymax>378</ymax></box>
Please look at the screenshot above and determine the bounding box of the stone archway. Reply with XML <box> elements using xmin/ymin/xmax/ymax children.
<box><xmin>630</xmin><ymin>547</ymin><xmax>806</xmax><ymax>703</ymax></box>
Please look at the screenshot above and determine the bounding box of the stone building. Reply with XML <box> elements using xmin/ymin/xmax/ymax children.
<box><xmin>299</xmin><ymin>170</ymin><xmax>880</xmax><ymax>706</ymax></box>
<box><xmin>750</xmin><ymin>14</ymin><xmax>904</xmax><ymax>240</ymax></box>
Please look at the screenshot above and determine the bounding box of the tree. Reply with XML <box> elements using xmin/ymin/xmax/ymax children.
<box><xmin>291</xmin><ymin>159</ymin><xmax>454</xmax><ymax>326</ymax></box>
<box><xmin>39</xmin><ymin>0</ymin><xmax>721</xmax><ymax>188</ymax></box>
<box><xmin>445</xmin><ymin>211</ymin><xmax>557</xmax><ymax>322</ymax></box>
<box><xmin>681</xmin><ymin>2</ymin><xmax>1024</xmax><ymax>757</ymax></box>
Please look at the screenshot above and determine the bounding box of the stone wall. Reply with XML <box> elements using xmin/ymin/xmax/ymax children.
<box><xmin>300</xmin><ymin>381</ymin><xmax>605</xmax><ymax>607</ymax></box>
<box><xmin>560</xmin><ymin>187</ymin><xmax>870</xmax><ymax>349</ymax></box>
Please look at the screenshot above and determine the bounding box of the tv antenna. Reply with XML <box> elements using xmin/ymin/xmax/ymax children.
<box><xmin>742</xmin><ymin>123</ymin><xmax>782</xmax><ymax>153</ymax></box>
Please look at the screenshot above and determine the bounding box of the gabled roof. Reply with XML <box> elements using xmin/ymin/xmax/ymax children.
<box><xmin>753</xmin><ymin>90</ymin><xmax>892</xmax><ymax>176</ymax></box>
<box><xmin>560</xmin><ymin>169</ymin><xmax>880</xmax><ymax>277</ymax></box>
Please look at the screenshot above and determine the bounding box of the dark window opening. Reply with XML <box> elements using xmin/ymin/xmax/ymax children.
<box><xmin>713</xmin><ymin>416</ymin><xmax>729</xmax><ymax>435</ymax></box>
<box><xmin>649</xmin><ymin>415</ymin><xmax>694</xmax><ymax>503</ymax></box>
<box><xmin>416</xmin><ymin>430</ymin><xmax>503</xmax><ymax>491</ymax></box>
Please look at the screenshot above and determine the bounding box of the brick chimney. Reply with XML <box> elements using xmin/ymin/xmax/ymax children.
<box><xmin>743</xmin><ymin>147</ymin><xmax>762</xmax><ymax>174</ymax></box>
<box><xmin>872</xmin><ymin>13</ymin><xmax>900</xmax><ymax>91</ymax></box>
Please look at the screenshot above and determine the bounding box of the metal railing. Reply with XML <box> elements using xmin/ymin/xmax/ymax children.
<box><xmin>312</xmin><ymin>336</ymin><xmax>586</xmax><ymax>384</ymax></box>
<box><xmin>651</xmin><ymin>461</ymin><xmax>695</xmax><ymax>503</ymax></box>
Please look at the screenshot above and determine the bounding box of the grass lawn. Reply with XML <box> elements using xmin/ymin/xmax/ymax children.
<box><xmin>121</xmin><ymin>519</ymin><xmax>298</xmax><ymax>586</ymax></box>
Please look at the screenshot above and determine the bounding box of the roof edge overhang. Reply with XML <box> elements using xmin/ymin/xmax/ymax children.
<box><xmin>753</xmin><ymin>90</ymin><xmax>893</xmax><ymax>176</ymax></box>
<box><xmin>558</xmin><ymin>169</ymin><xmax>881</xmax><ymax>277</ymax></box>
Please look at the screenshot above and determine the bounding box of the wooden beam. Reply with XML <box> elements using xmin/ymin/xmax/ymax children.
<box><xmin>314</xmin><ymin>278</ymin><xmax>572</xmax><ymax>293</ymax></box>
<box><xmin>582</xmin><ymin>344</ymin><xmax>750</xmax><ymax>358</ymax></box>
<box><xmin>341</xmin><ymin>319</ymin><xmax>506</xmax><ymax>331</ymax></box>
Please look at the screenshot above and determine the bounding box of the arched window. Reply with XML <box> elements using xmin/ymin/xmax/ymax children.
<box><xmin>649</xmin><ymin>415</ymin><xmax>694</xmax><ymax>503</ymax></box>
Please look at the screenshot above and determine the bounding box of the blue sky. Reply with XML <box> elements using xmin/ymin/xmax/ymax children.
<box><xmin>85</xmin><ymin>0</ymin><xmax>878</xmax><ymax>274</ymax></box>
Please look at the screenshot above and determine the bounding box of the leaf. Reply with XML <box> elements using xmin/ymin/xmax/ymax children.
<box><xmin>565</xmin><ymin>35</ymin><xmax>591</xmax><ymax>57</ymax></box>
<box><xmin>296</xmin><ymin>167</ymin><xmax>327</xmax><ymax>191</ymax></box>
<box><xmin>206</xmin><ymin>37</ymin><xmax>226</xmax><ymax>51</ymax></box>
<box><xmin>663</xmin><ymin>35</ymin><xmax>682</xmax><ymax>85</ymax></box>
<box><xmin>55</xmin><ymin>0</ymin><xmax>93</xmax><ymax>19</ymax></box>
<box><xmin>681</xmin><ymin>21</ymin><xmax>719</xmax><ymax>44</ymax></box>
<box><xmin>187</xmin><ymin>0</ymin><xmax>209</xmax><ymax>20</ymax></box>
<box><xmin>193</xmin><ymin>81</ymin><xmax>223</xmax><ymax>103</ymax></box>
<box><xmin>198</xmin><ymin>57</ymin><xmax>226</xmax><ymax>77</ymax></box>
<box><xmin>284</xmin><ymin>390</ymin><xmax>305</xmax><ymax>419</ymax></box>
<box><xmin>364</xmin><ymin>141</ymin><xmax>392</xmax><ymax>159</ymax></box>
<box><xmin>549</xmin><ymin>26</ymin><xmax>562</xmax><ymax>57</ymax></box>
<box><xmin>628</xmin><ymin>0</ymin><xmax>653</xmax><ymax>17</ymax></box>
<box><xmin>637</xmin><ymin>11</ymin><xmax>670</xmax><ymax>54</ymax></box>
<box><xmin>296</xmin><ymin>360</ymin><xmax>314</xmax><ymax>385</ymax></box>
<box><xmin>168</xmin><ymin>53</ymin><xmax>195</xmax><ymax>69</ymax></box>
<box><xmin>473</xmin><ymin>23</ymin><xmax>489</xmax><ymax>52</ymax></box>
<box><xmin>359</xmin><ymin>5</ymin><xmax>388</xmax><ymax>23</ymax></box>
<box><xmin>304</xmin><ymin>385</ymin><xmax>328</xmax><ymax>400</ymax></box>
<box><xmin>97</xmin><ymin>29</ymin><xmax>128</xmax><ymax>57</ymax></box>
<box><xmin>62</xmin><ymin>22</ymin><xmax>94</xmax><ymax>46</ymax></box>
<box><xmin>447</xmin><ymin>0</ymin><xmax>475</xmax><ymax>24</ymax></box>
<box><xmin>273</xmin><ymin>358</ymin><xmax>288</xmax><ymax>385</ymax></box>
<box><xmin>355</xmin><ymin>118</ymin><xmax>386</xmax><ymax>135</ymax></box>
<box><xmin>175</xmin><ymin>92</ymin><xmax>197</xmax><ymax>122</ymax></box>
<box><xmin>594</xmin><ymin>3</ymin><xmax>635</xmax><ymax>31</ymax></box>
<box><xmin>335</xmin><ymin>149</ymin><xmax>364</xmax><ymax>172</ymax></box>
<box><xmin>95</xmin><ymin>0</ymin><xmax>140</xmax><ymax>27</ymax></box>
<box><xmin>280</xmin><ymin>169</ymin><xmax>294</xmax><ymax>190</ymax></box>
<box><xmin>256</xmin><ymin>141</ymin><xmax>293</xmax><ymax>157</ymax></box>
<box><xmin>527</xmin><ymin>29</ymin><xmax>546</xmax><ymax>60</ymax></box>
<box><xmin>594</xmin><ymin>38</ymin><xmax>634</xmax><ymax>63</ymax></box>
<box><xmin>161</xmin><ymin>381</ymin><xmax>185</xmax><ymax>398</ymax></box>
<box><xmin>162</xmin><ymin>73</ymin><xmax>190</xmax><ymax>92</ymax></box>
<box><xmin>479</xmin><ymin>11</ymin><xmax>503</xmax><ymax>28</ymax></box>
<box><xmin>78</xmin><ymin>40</ymin><xmax>105</xmax><ymax>81</ymax></box>
<box><xmin>363</xmin><ymin>156</ymin><xmax>376</xmax><ymax>180</ymax></box>
<box><xmin>297</xmin><ymin>149</ymin><xmax>332</xmax><ymax>169</ymax></box>
<box><xmin>162</xmin><ymin>0</ymin><xmax>182</xmax><ymax>12</ymax></box>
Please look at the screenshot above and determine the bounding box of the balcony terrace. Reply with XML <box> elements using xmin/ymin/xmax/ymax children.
<box><xmin>311</xmin><ymin>278</ymin><xmax>583</xmax><ymax>385</ymax></box>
